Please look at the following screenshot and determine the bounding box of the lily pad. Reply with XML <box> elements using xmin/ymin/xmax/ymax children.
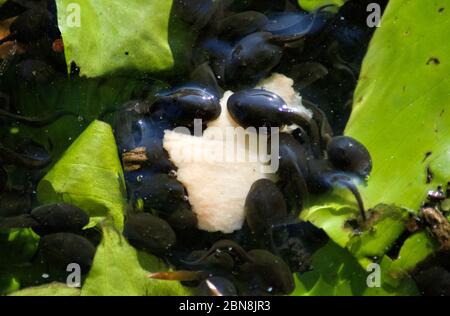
<box><xmin>37</xmin><ymin>120</ymin><xmax>127</xmax><ymax>230</ymax></box>
<box><xmin>81</xmin><ymin>226</ymin><xmax>192</xmax><ymax>296</ymax></box>
<box><xmin>55</xmin><ymin>0</ymin><xmax>190</xmax><ymax>77</ymax></box>
<box><xmin>345</xmin><ymin>0</ymin><xmax>450</xmax><ymax>212</ymax></box>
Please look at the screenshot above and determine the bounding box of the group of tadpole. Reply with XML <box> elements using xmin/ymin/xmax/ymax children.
<box><xmin>113</xmin><ymin>0</ymin><xmax>377</xmax><ymax>296</ymax></box>
<box><xmin>0</xmin><ymin>0</ymin><xmax>387</xmax><ymax>295</ymax></box>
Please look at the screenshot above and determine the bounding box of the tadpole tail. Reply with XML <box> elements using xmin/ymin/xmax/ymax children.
<box><xmin>280</xmin><ymin>164</ymin><xmax>309</xmax><ymax>218</ymax></box>
<box><xmin>337</xmin><ymin>178</ymin><xmax>366</xmax><ymax>221</ymax></box>
<box><xmin>292</xmin><ymin>113</ymin><xmax>322</xmax><ymax>157</ymax></box>
<box><xmin>302</xmin><ymin>99</ymin><xmax>334</xmax><ymax>147</ymax></box>
<box><xmin>0</xmin><ymin>109</ymin><xmax>77</xmax><ymax>128</ymax></box>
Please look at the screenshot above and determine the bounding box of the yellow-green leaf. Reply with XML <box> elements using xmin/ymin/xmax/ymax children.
<box><xmin>55</xmin><ymin>0</ymin><xmax>190</xmax><ymax>77</ymax></box>
<box><xmin>81</xmin><ymin>226</ymin><xmax>192</xmax><ymax>296</ymax></box>
<box><xmin>9</xmin><ymin>283</ymin><xmax>80</xmax><ymax>296</ymax></box>
<box><xmin>346</xmin><ymin>0</ymin><xmax>450</xmax><ymax>212</ymax></box>
<box><xmin>37</xmin><ymin>120</ymin><xmax>126</xmax><ymax>230</ymax></box>
<box><xmin>298</xmin><ymin>0</ymin><xmax>346</xmax><ymax>11</ymax></box>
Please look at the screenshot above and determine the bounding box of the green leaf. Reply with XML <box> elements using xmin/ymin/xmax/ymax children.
<box><xmin>292</xmin><ymin>241</ymin><xmax>419</xmax><ymax>296</ymax></box>
<box><xmin>297</xmin><ymin>0</ymin><xmax>346</xmax><ymax>11</ymax></box>
<box><xmin>347</xmin><ymin>204</ymin><xmax>409</xmax><ymax>259</ymax></box>
<box><xmin>302</xmin><ymin>198</ymin><xmax>410</xmax><ymax>260</ymax></box>
<box><xmin>345</xmin><ymin>0</ymin><xmax>450</xmax><ymax>212</ymax></box>
<box><xmin>8</xmin><ymin>283</ymin><xmax>81</xmax><ymax>296</ymax></box>
<box><xmin>0</xmin><ymin>275</ymin><xmax>20</xmax><ymax>295</ymax></box>
<box><xmin>390</xmin><ymin>231</ymin><xmax>438</xmax><ymax>277</ymax></box>
<box><xmin>81</xmin><ymin>226</ymin><xmax>192</xmax><ymax>296</ymax></box>
<box><xmin>37</xmin><ymin>120</ymin><xmax>126</xmax><ymax>230</ymax></box>
<box><xmin>299</xmin><ymin>0</ymin><xmax>449</xmax><ymax>281</ymax></box>
<box><xmin>300</xmin><ymin>193</ymin><xmax>357</xmax><ymax>248</ymax></box>
<box><xmin>0</xmin><ymin>229</ymin><xmax>51</xmax><ymax>295</ymax></box>
<box><xmin>55</xmin><ymin>0</ymin><xmax>192</xmax><ymax>77</ymax></box>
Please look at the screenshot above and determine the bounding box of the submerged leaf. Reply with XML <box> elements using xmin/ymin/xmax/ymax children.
<box><xmin>37</xmin><ymin>120</ymin><xmax>126</xmax><ymax>230</ymax></box>
<box><xmin>301</xmin><ymin>197</ymin><xmax>409</xmax><ymax>257</ymax></box>
<box><xmin>298</xmin><ymin>0</ymin><xmax>346</xmax><ymax>11</ymax></box>
<box><xmin>9</xmin><ymin>283</ymin><xmax>80</xmax><ymax>296</ymax></box>
<box><xmin>81</xmin><ymin>226</ymin><xmax>192</xmax><ymax>296</ymax></box>
<box><xmin>0</xmin><ymin>228</ymin><xmax>40</xmax><ymax>266</ymax></box>
<box><xmin>347</xmin><ymin>204</ymin><xmax>409</xmax><ymax>259</ymax></box>
<box><xmin>292</xmin><ymin>241</ymin><xmax>418</xmax><ymax>296</ymax></box>
<box><xmin>299</xmin><ymin>0</ymin><xmax>450</xmax><ymax>280</ymax></box>
<box><xmin>389</xmin><ymin>231</ymin><xmax>438</xmax><ymax>280</ymax></box>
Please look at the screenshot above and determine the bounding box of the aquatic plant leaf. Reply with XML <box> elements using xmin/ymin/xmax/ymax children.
<box><xmin>81</xmin><ymin>226</ymin><xmax>192</xmax><ymax>296</ymax></box>
<box><xmin>346</xmin><ymin>0</ymin><xmax>450</xmax><ymax>212</ymax></box>
<box><xmin>0</xmin><ymin>229</ymin><xmax>40</xmax><ymax>295</ymax></box>
<box><xmin>346</xmin><ymin>204</ymin><xmax>409</xmax><ymax>259</ymax></box>
<box><xmin>389</xmin><ymin>232</ymin><xmax>438</xmax><ymax>279</ymax></box>
<box><xmin>37</xmin><ymin>120</ymin><xmax>126</xmax><ymax>230</ymax></box>
<box><xmin>299</xmin><ymin>0</ymin><xmax>449</xmax><ymax>282</ymax></box>
<box><xmin>0</xmin><ymin>228</ymin><xmax>40</xmax><ymax>266</ymax></box>
<box><xmin>8</xmin><ymin>283</ymin><xmax>80</xmax><ymax>296</ymax></box>
<box><xmin>292</xmin><ymin>241</ymin><xmax>419</xmax><ymax>296</ymax></box>
<box><xmin>297</xmin><ymin>0</ymin><xmax>346</xmax><ymax>11</ymax></box>
<box><xmin>55</xmin><ymin>0</ymin><xmax>190</xmax><ymax>77</ymax></box>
